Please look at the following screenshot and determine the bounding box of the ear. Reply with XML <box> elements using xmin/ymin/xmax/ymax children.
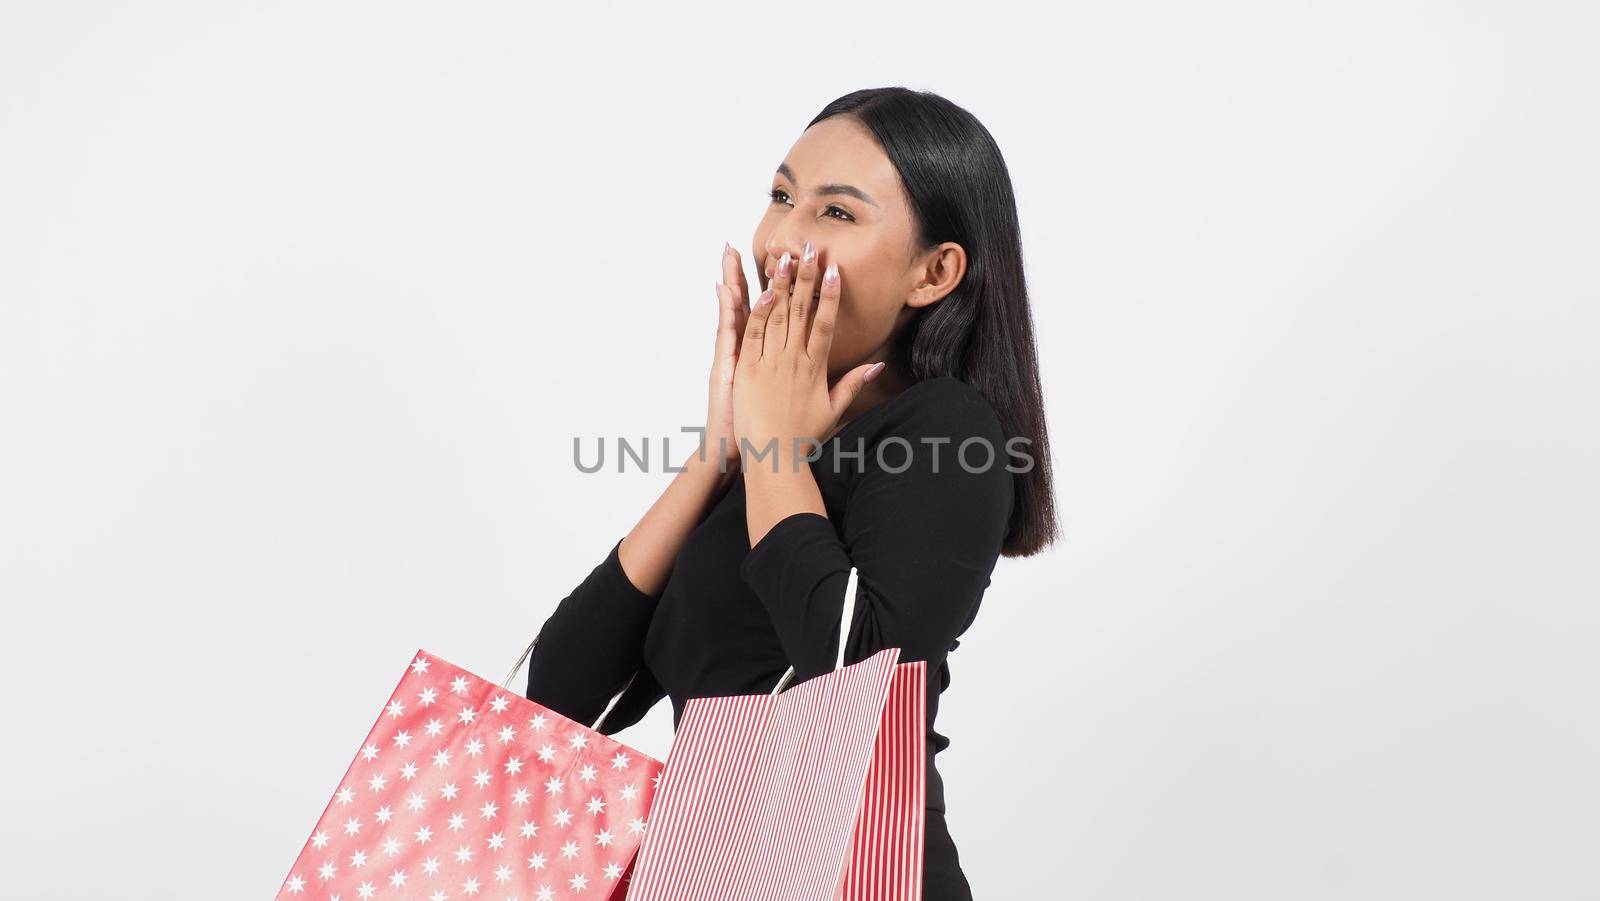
<box><xmin>905</xmin><ymin>242</ymin><xmax>967</xmax><ymax>310</ymax></box>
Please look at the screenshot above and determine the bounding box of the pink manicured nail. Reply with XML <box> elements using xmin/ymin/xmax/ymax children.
<box><xmin>864</xmin><ymin>361</ymin><xmax>886</xmax><ymax>382</ymax></box>
<box><xmin>778</xmin><ymin>252</ymin><xmax>792</xmax><ymax>277</ymax></box>
<box><xmin>758</xmin><ymin>287</ymin><xmax>774</xmax><ymax>307</ymax></box>
<box><xmin>802</xmin><ymin>241</ymin><xmax>815</xmax><ymax>266</ymax></box>
<box><xmin>823</xmin><ymin>262</ymin><xmax>838</xmax><ymax>286</ymax></box>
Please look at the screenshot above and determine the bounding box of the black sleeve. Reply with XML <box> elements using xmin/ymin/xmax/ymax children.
<box><xmin>738</xmin><ymin>385</ymin><xmax>1014</xmax><ymax>684</ymax></box>
<box><xmin>524</xmin><ymin>538</ymin><xmax>665</xmax><ymax>732</ymax></box>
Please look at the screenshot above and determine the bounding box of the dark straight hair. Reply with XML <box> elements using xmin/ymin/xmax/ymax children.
<box><xmin>807</xmin><ymin>87</ymin><xmax>1057</xmax><ymax>557</ymax></box>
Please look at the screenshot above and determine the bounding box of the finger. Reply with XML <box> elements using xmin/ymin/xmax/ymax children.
<box><xmin>739</xmin><ymin>286</ymin><xmax>776</xmax><ymax>363</ymax></box>
<box><xmin>713</xmin><ymin>282</ymin><xmax>740</xmax><ymax>372</ymax></box>
<box><xmin>806</xmin><ymin>258</ymin><xmax>839</xmax><ymax>364</ymax></box>
<box><xmin>723</xmin><ymin>243</ymin><xmax>753</xmax><ymax>316</ymax></box>
<box><xmin>831</xmin><ymin>360</ymin><xmax>885</xmax><ymax>420</ymax></box>
<box><xmin>788</xmin><ymin>241</ymin><xmax>819</xmax><ymax>355</ymax></box>
<box><xmin>766</xmin><ymin>250</ymin><xmax>793</xmax><ymax>350</ymax></box>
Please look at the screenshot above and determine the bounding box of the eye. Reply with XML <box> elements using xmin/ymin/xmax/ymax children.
<box><xmin>767</xmin><ymin>188</ymin><xmax>855</xmax><ymax>222</ymax></box>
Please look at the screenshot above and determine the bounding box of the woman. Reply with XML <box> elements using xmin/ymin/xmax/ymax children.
<box><xmin>525</xmin><ymin>86</ymin><xmax>1056</xmax><ymax>899</ymax></box>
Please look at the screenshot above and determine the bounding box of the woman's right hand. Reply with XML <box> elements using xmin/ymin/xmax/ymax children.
<box><xmin>706</xmin><ymin>243</ymin><xmax>753</xmax><ymax>469</ymax></box>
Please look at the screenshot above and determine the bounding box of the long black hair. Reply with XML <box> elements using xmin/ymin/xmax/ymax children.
<box><xmin>807</xmin><ymin>87</ymin><xmax>1057</xmax><ymax>557</ymax></box>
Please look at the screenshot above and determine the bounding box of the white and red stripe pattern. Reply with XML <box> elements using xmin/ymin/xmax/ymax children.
<box><xmin>627</xmin><ymin>566</ymin><xmax>928</xmax><ymax>901</ymax></box>
<box><xmin>839</xmin><ymin>657</ymin><xmax>927</xmax><ymax>901</ymax></box>
<box><xmin>275</xmin><ymin>649</ymin><xmax>664</xmax><ymax>901</ymax></box>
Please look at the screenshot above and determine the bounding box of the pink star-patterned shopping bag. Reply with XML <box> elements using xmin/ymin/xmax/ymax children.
<box><xmin>275</xmin><ymin>646</ymin><xmax>663</xmax><ymax>900</ymax></box>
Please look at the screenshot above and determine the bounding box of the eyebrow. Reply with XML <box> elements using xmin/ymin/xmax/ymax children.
<box><xmin>775</xmin><ymin>162</ymin><xmax>878</xmax><ymax>209</ymax></box>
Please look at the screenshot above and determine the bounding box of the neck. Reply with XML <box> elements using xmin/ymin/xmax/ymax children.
<box><xmin>829</xmin><ymin>364</ymin><xmax>914</xmax><ymax>438</ymax></box>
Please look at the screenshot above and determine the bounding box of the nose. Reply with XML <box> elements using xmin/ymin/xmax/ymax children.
<box><xmin>764</xmin><ymin>234</ymin><xmax>818</xmax><ymax>278</ymax></box>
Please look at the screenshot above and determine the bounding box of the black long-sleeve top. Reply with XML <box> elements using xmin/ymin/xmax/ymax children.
<box><xmin>523</xmin><ymin>375</ymin><xmax>1014</xmax><ymax>821</ymax></box>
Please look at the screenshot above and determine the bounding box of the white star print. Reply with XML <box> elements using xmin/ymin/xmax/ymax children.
<box><xmin>284</xmin><ymin>654</ymin><xmax>663</xmax><ymax>901</ymax></box>
<box><xmin>627</xmin><ymin>817</ymin><xmax>646</xmax><ymax>835</ymax></box>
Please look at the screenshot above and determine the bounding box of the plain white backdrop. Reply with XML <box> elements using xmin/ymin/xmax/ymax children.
<box><xmin>3</xmin><ymin>1</ymin><xmax>1596</xmax><ymax>897</ymax></box>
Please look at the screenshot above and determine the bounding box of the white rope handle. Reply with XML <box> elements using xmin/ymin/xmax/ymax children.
<box><xmin>502</xmin><ymin>633</ymin><xmax>637</xmax><ymax>733</ymax></box>
<box><xmin>770</xmin><ymin>565</ymin><xmax>859</xmax><ymax>696</ymax></box>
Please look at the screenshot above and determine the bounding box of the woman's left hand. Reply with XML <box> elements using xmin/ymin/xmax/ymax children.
<box><xmin>732</xmin><ymin>241</ymin><xmax>884</xmax><ymax>468</ymax></box>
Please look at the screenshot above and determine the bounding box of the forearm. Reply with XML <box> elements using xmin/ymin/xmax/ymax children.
<box><xmin>616</xmin><ymin>446</ymin><xmax>740</xmax><ymax>596</ymax></box>
<box><xmin>742</xmin><ymin>448</ymin><xmax>828</xmax><ymax>549</ymax></box>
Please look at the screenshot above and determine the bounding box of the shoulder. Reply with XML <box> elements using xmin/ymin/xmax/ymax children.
<box><xmin>862</xmin><ymin>376</ymin><xmax>1007</xmax><ymax>447</ymax></box>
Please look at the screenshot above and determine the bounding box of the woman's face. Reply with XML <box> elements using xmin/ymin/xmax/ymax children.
<box><xmin>752</xmin><ymin>116</ymin><xmax>961</xmax><ymax>382</ymax></box>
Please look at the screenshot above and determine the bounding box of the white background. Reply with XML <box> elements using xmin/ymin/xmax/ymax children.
<box><xmin>4</xmin><ymin>1</ymin><xmax>1596</xmax><ymax>897</ymax></box>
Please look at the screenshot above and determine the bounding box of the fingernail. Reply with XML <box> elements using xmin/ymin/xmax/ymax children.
<box><xmin>724</xmin><ymin>242</ymin><xmax>734</xmax><ymax>257</ymax></box>
<box><xmin>823</xmin><ymin>262</ymin><xmax>838</xmax><ymax>286</ymax></box>
<box><xmin>758</xmin><ymin>287</ymin><xmax>774</xmax><ymax>306</ymax></box>
<box><xmin>865</xmin><ymin>361</ymin><xmax>886</xmax><ymax>382</ymax></box>
<box><xmin>778</xmin><ymin>252</ymin><xmax>792</xmax><ymax>277</ymax></box>
<box><xmin>802</xmin><ymin>241</ymin><xmax>815</xmax><ymax>266</ymax></box>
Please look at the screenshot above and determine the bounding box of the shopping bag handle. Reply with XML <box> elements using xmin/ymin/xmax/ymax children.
<box><xmin>769</xmin><ymin>565</ymin><xmax>859</xmax><ymax>696</ymax></box>
<box><xmin>499</xmin><ymin>633</ymin><xmax>639</xmax><ymax>734</ymax></box>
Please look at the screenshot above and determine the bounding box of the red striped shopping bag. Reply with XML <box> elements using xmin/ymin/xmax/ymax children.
<box><xmin>275</xmin><ymin>643</ymin><xmax>664</xmax><ymax>900</ymax></box>
<box><xmin>626</xmin><ymin>566</ymin><xmax>928</xmax><ymax>900</ymax></box>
